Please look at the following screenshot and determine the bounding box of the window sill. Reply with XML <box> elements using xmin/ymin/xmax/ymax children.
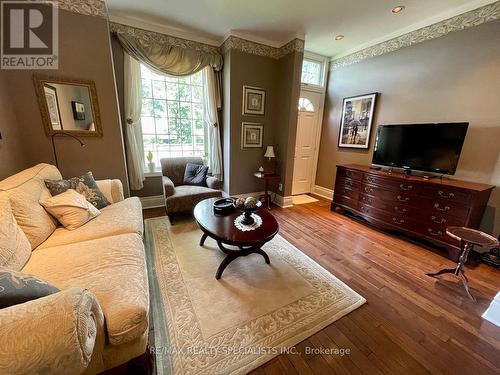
<box><xmin>144</xmin><ymin>170</ymin><xmax>162</xmax><ymax>177</ymax></box>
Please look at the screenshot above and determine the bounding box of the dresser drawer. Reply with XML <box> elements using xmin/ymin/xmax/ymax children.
<box><xmin>414</xmin><ymin>221</ymin><xmax>460</xmax><ymax>246</ymax></box>
<box><xmin>422</xmin><ymin>186</ymin><xmax>471</xmax><ymax>204</ymax></box>
<box><xmin>363</xmin><ymin>174</ymin><xmax>421</xmax><ymax>194</ymax></box>
<box><xmin>423</xmin><ymin>199</ymin><xmax>470</xmax><ymax>219</ymax></box>
<box><xmin>360</xmin><ymin>194</ymin><xmax>415</xmax><ymax>216</ymax></box>
<box><xmin>333</xmin><ymin>194</ymin><xmax>358</xmax><ymax>210</ymax></box>
<box><xmin>359</xmin><ymin>203</ymin><xmax>413</xmax><ymax>229</ymax></box>
<box><xmin>335</xmin><ymin>177</ymin><xmax>361</xmax><ymax>191</ymax></box>
<box><xmin>337</xmin><ymin>167</ymin><xmax>363</xmax><ymax>181</ymax></box>
<box><xmin>417</xmin><ymin>212</ymin><xmax>466</xmax><ymax>227</ymax></box>
<box><xmin>335</xmin><ymin>186</ymin><xmax>359</xmax><ymax>200</ymax></box>
<box><xmin>362</xmin><ymin>184</ymin><xmax>417</xmax><ymax>206</ymax></box>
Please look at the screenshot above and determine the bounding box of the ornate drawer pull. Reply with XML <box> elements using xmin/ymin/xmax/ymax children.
<box><xmin>397</xmin><ymin>195</ymin><xmax>410</xmax><ymax>202</ymax></box>
<box><xmin>431</xmin><ymin>215</ymin><xmax>446</xmax><ymax>224</ymax></box>
<box><xmin>364</xmin><ymin>186</ymin><xmax>373</xmax><ymax>193</ymax></box>
<box><xmin>362</xmin><ymin>196</ymin><xmax>372</xmax><ymax>203</ymax></box>
<box><xmin>394</xmin><ymin>206</ymin><xmax>407</xmax><ymax>213</ymax></box>
<box><xmin>392</xmin><ymin>217</ymin><xmax>405</xmax><ymax>225</ymax></box>
<box><xmin>434</xmin><ymin>203</ymin><xmax>450</xmax><ymax>212</ymax></box>
<box><xmin>399</xmin><ymin>183</ymin><xmax>413</xmax><ymax>191</ymax></box>
<box><xmin>438</xmin><ymin>190</ymin><xmax>455</xmax><ymax>199</ymax></box>
<box><xmin>345</xmin><ymin>180</ymin><xmax>353</xmax><ymax>186</ymax></box>
<box><xmin>366</xmin><ymin>177</ymin><xmax>375</xmax><ymax>183</ymax></box>
<box><xmin>361</xmin><ymin>205</ymin><xmax>369</xmax><ymax>212</ymax></box>
<box><xmin>428</xmin><ymin>228</ymin><xmax>442</xmax><ymax>236</ymax></box>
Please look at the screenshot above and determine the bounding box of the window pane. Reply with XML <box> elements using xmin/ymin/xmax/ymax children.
<box><xmin>301</xmin><ymin>59</ymin><xmax>322</xmax><ymax>86</ymax></box>
<box><xmin>139</xmin><ymin>63</ymin><xmax>208</xmax><ymax>167</ymax></box>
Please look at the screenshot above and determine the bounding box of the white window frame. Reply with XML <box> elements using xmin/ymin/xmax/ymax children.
<box><xmin>301</xmin><ymin>51</ymin><xmax>329</xmax><ymax>92</ymax></box>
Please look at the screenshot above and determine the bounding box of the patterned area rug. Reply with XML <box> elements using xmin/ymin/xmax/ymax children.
<box><xmin>144</xmin><ymin>217</ymin><xmax>365</xmax><ymax>375</ymax></box>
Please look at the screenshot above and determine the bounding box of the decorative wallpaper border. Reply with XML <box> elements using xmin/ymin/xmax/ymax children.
<box><xmin>110</xmin><ymin>22</ymin><xmax>221</xmax><ymax>55</ymax></box>
<box><xmin>331</xmin><ymin>2</ymin><xmax>500</xmax><ymax>70</ymax></box>
<box><xmin>220</xmin><ymin>36</ymin><xmax>304</xmax><ymax>59</ymax></box>
<box><xmin>53</xmin><ymin>0</ymin><xmax>107</xmax><ymax>18</ymax></box>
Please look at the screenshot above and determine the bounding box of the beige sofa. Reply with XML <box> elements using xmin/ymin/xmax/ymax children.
<box><xmin>0</xmin><ymin>164</ymin><xmax>149</xmax><ymax>375</ymax></box>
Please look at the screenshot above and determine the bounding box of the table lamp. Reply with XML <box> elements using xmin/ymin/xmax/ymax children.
<box><xmin>264</xmin><ymin>145</ymin><xmax>276</xmax><ymax>173</ymax></box>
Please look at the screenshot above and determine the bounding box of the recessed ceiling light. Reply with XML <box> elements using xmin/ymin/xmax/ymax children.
<box><xmin>392</xmin><ymin>5</ymin><xmax>405</xmax><ymax>14</ymax></box>
<box><xmin>335</xmin><ymin>35</ymin><xmax>344</xmax><ymax>40</ymax></box>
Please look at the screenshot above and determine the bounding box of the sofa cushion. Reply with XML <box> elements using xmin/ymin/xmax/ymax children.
<box><xmin>183</xmin><ymin>163</ymin><xmax>208</xmax><ymax>186</ymax></box>
<box><xmin>45</xmin><ymin>171</ymin><xmax>110</xmax><ymax>209</ymax></box>
<box><xmin>40</xmin><ymin>189</ymin><xmax>101</xmax><ymax>230</ymax></box>
<box><xmin>165</xmin><ymin>185</ymin><xmax>222</xmax><ymax>214</ymax></box>
<box><xmin>0</xmin><ymin>193</ymin><xmax>31</xmax><ymax>271</ymax></box>
<box><xmin>37</xmin><ymin>197</ymin><xmax>143</xmax><ymax>250</ymax></box>
<box><xmin>0</xmin><ymin>164</ymin><xmax>61</xmax><ymax>249</ymax></box>
<box><xmin>22</xmin><ymin>233</ymin><xmax>149</xmax><ymax>346</ymax></box>
<box><xmin>0</xmin><ymin>267</ymin><xmax>59</xmax><ymax>309</ymax></box>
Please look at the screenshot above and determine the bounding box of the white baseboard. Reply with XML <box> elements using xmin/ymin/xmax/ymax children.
<box><xmin>273</xmin><ymin>194</ymin><xmax>293</xmax><ymax>208</ymax></box>
<box><xmin>312</xmin><ymin>185</ymin><xmax>333</xmax><ymax>201</ymax></box>
<box><xmin>139</xmin><ymin>195</ymin><xmax>165</xmax><ymax>209</ymax></box>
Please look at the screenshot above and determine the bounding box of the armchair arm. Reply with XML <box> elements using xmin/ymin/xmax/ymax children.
<box><xmin>0</xmin><ymin>288</ymin><xmax>104</xmax><ymax>375</ymax></box>
<box><xmin>96</xmin><ymin>179</ymin><xmax>124</xmax><ymax>203</ymax></box>
<box><xmin>206</xmin><ymin>176</ymin><xmax>222</xmax><ymax>190</ymax></box>
<box><xmin>163</xmin><ymin>176</ymin><xmax>176</xmax><ymax>198</ymax></box>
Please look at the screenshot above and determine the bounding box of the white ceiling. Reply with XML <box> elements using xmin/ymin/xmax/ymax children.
<box><xmin>106</xmin><ymin>0</ymin><xmax>496</xmax><ymax>58</ymax></box>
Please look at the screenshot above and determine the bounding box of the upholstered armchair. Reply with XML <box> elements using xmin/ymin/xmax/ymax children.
<box><xmin>160</xmin><ymin>157</ymin><xmax>222</xmax><ymax>224</ymax></box>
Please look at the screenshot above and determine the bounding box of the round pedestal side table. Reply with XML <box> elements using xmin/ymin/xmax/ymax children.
<box><xmin>426</xmin><ymin>226</ymin><xmax>499</xmax><ymax>301</ymax></box>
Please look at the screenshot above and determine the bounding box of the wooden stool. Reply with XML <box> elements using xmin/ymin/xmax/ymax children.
<box><xmin>426</xmin><ymin>226</ymin><xmax>499</xmax><ymax>301</ymax></box>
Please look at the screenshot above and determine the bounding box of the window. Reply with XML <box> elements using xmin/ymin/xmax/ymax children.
<box><xmin>140</xmin><ymin>64</ymin><xmax>206</xmax><ymax>168</ymax></box>
<box><xmin>298</xmin><ymin>97</ymin><xmax>315</xmax><ymax>112</ymax></box>
<box><xmin>301</xmin><ymin>58</ymin><xmax>323</xmax><ymax>86</ymax></box>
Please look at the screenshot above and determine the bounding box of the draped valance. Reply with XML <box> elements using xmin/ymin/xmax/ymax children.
<box><xmin>110</xmin><ymin>22</ymin><xmax>223</xmax><ymax>76</ymax></box>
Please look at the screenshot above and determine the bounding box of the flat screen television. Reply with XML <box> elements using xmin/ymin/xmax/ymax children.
<box><xmin>372</xmin><ymin>122</ymin><xmax>469</xmax><ymax>175</ymax></box>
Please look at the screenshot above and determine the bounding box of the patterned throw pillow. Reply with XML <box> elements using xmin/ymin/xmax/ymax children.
<box><xmin>0</xmin><ymin>267</ymin><xmax>59</xmax><ymax>309</ymax></box>
<box><xmin>183</xmin><ymin>163</ymin><xmax>208</xmax><ymax>186</ymax></box>
<box><xmin>45</xmin><ymin>171</ymin><xmax>110</xmax><ymax>209</ymax></box>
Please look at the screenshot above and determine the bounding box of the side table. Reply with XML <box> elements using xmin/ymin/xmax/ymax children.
<box><xmin>426</xmin><ymin>226</ymin><xmax>499</xmax><ymax>301</ymax></box>
<box><xmin>254</xmin><ymin>172</ymin><xmax>280</xmax><ymax>209</ymax></box>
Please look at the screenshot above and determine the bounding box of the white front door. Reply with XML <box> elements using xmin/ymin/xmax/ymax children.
<box><xmin>292</xmin><ymin>90</ymin><xmax>322</xmax><ymax>195</ymax></box>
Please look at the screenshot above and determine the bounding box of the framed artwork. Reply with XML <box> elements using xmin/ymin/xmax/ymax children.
<box><xmin>241</xmin><ymin>122</ymin><xmax>263</xmax><ymax>149</ymax></box>
<box><xmin>338</xmin><ymin>92</ymin><xmax>378</xmax><ymax>149</ymax></box>
<box><xmin>43</xmin><ymin>84</ymin><xmax>62</xmax><ymax>130</ymax></box>
<box><xmin>71</xmin><ymin>101</ymin><xmax>85</xmax><ymax>120</ymax></box>
<box><xmin>242</xmin><ymin>86</ymin><xmax>265</xmax><ymax>115</ymax></box>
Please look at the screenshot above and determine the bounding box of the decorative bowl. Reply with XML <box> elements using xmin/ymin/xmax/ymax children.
<box><xmin>234</xmin><ymin>200</ymin><xmax>262</xmax><ymax>225</ymax></box>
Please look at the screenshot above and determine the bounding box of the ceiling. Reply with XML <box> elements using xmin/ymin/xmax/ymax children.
<box><xmin>106</xmin><ymin>0</ymin><xmax>496</xmax><ymax>58</ymax></box>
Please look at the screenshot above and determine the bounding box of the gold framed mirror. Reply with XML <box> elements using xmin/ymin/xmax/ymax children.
<box><xmin>33</xmin><ymin>74</ymin><xmax>103</xmax><ymax>137</ymax></box>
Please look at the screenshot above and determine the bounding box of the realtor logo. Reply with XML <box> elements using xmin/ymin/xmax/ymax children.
<box><xmin>1</xmin><ymin>1</ymin><xmax>58</xmax><ymax>69</ymax></box>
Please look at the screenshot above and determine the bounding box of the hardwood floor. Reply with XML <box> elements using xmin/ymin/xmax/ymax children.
<box><xmin>143</xmin><ymin>199</ymin><xmax>500</xmax><ymax>375</ymax></box>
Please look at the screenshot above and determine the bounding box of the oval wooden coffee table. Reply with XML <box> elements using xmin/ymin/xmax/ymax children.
<box><xmin>194</xmin><ymin>198</ymin><xmax>279</xmax><ymax>279</ymax></box>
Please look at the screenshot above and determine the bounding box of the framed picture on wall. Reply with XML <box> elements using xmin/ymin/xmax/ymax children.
<box><xmin>43</xmin><ymin>84</ymin><xmax>62</xmax><ymax>130</ymax></box>
<box><xmin>71</xmin><ymin>101</ymin><xmax>85</xmax><ymax>120</ymax></box>
<box><xmin>241</xmin><ymin>122</ymin><xmax>263</xmax><ymax>149</ymax></box>
<box><xmin>338</xmin><ymin>92</ymin><xmax>378</xmax><ymax>149</ymax></box>
<box><xmin>242</xmin><ymin>86</ymin><xmax>266</xmax><ymax>115</ymax></box>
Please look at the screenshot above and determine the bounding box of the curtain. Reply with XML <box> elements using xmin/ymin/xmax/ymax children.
<box><xmin>203</xmin><ymin>67</ymin><xmax>223</xmax><ymax>181</ymax></box>
<box><xmin>124</xmin><ymin>53</ymin><xmax>145</xmax><ymax>190</ymax></box>
<box><xmin>116</xmin><ymin>32</ymin><xmax>222</xmax><ymax>77</ymax></box>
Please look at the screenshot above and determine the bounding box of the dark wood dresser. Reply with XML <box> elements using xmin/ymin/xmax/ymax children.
<box><xmin>331</xmin><ymin>164</ymin><xmax>495</xmax><ymax>260</ymax></box>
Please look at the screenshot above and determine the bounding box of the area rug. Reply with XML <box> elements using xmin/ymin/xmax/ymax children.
<box><xmin>291</xmin><ymin>194</ymin><xmax>319</xmax><ymax>205</ymax></box>
<box><xmin>144</xmin><ymin>217</ymin><xmax>365</xmax><ymax>375</ymax></box>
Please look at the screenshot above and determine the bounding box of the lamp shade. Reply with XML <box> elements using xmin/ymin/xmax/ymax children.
<box><xmin>264</xmin><ymin>146</ymin><xmax>275</xmax><ymax>159</ymax></box>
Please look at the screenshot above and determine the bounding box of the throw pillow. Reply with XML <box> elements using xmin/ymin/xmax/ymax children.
<box><xmin>183</xmin><ymin>163</ymin><xmax>208</xmax><ymax>186</ymax></box>
<box><xmin>44</xmin><ymin>171</ymin><xmax>110</xmax><ymax>209</ymax></box>
<box><xmin>0</xmin><ymin>267</ymin><xmax>59</xmax><ymax>309</ymax></box>
<box><xmin>40</xmin><ymin>189</ymin><xmax>101</xmax><ymax>230</ymax></box>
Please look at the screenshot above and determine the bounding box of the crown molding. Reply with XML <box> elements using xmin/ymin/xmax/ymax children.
<box><xmin>330</xmin><ymin>1</ymin><xmax>500</xmax><ymax>70</ymax></box>
<box><xmin>53</xmin><ymin>0</ymin><xmax>107</xmax><ymax>18</ymax></box>
<box><xmin>221</xmin><ymin>36</ymin><xmax>304</xmax><ymax>59</ymax></box>
<box><xmin>108</xmin><ymin>13</ymin><xmax>221</xmax><ymax>47</ymax></box>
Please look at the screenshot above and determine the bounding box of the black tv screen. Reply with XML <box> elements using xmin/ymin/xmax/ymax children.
<box><xmin>372</xmin><ymin>123</ymin><xmax>469</xmax><ymax>175</ymax></box>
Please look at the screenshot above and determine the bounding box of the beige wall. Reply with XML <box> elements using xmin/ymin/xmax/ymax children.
<box><xmin>222</xmin><ymin>48</ymin><xmax>303</xmax><ymax>196</ymax></box>
<box><xmin>0</xmin><ymin>9</ymin><xmax>129</xmax><ymax>196</ymax></box>
<box><xmin>316</xmin><ymin>20</ymin><xmax>500</xmax><ymax>236</ymax></box>
<box><xmin>0</xmin><ymin>75</ymin><xmax>30</xmax><ymax>177</ymax></box>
